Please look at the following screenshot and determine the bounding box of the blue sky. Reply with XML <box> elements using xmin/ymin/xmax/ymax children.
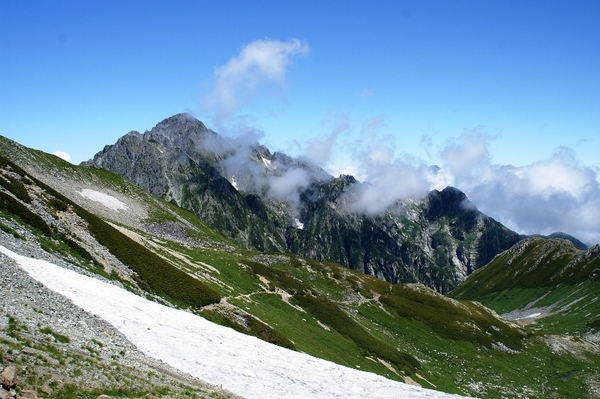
<box><xmin>1</xmin><ymin>1</ymin><xmax>600</xmax><ymax>244</ymax></box>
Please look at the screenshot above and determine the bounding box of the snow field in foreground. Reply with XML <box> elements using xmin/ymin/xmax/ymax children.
<box><xmin>0</xmin><ymin>245</ymin><xmax>469</xmax><ymax>399</ymax></box>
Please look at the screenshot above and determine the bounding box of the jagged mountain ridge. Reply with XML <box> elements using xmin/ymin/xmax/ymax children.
<box><xmin>84</xmin><ymin>113</ymin><xmax>520</xmax><ymax>292</ymax></box>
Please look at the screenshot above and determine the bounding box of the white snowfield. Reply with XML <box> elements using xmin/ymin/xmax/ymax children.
<box><xmin>0</xmin><ymin>246</ymin><xmax>469</xmax><ymax>399</ymax></box>
<box><xmin>78</xmin><ymin>189</ymin><xmax>128</xmax><ymax>212</ymax></box>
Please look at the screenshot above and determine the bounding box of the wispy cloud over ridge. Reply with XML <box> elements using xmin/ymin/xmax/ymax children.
<box><xmin>395</xmin><ymin>132</ymin><xmax>600</xmax><ymax>245</ymax></box>
<box><xmin>310</xmin><ymin>120</ymin><xmax>600</xmax><ymax>245</ymax></box>
<box><xmin>345</xmin><ymin>116</ymin><xmax>431</xmax><ymax>215</ymax></box>
<box><xmin>198</xmin><ymin>39</ymin><xmax>600</xmax><ymax>246</ymax></box>
<box><xmin>305</xmin><ymin>112</ymin><xmax>351</xmax><ymax>166</ymax></box>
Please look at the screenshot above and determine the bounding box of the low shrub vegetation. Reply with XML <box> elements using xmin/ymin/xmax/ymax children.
<box><xmin>246</xmin><ymin>260</ymin><xmax>306</xmax><ymax>294</ymax></box>
<box><xmin>40</xmin><ymin>327</ymin><xmax>70</xmax><ymax>343</ymax></box>
<box><xmin>381</xmin><ymin>284</ymin><xmax>527</xmax><ymax>350</ymax></box>
<box><xmin>292</xmin><ymin>292</ymin><xmax>420</xmax><ymax>374</ymax></box>
<box><xmin>202</xmin><ymin>308</ymin><xmax>296</xmax><ymax>350</ymax></box>
<box><xmin>0</xmin><ymin>221</ymin><xmax>23</xmax><ymax>239</ymax></box>
<box><xmin>585</xmin><ymin>318</ymin><xmax>600</xmax><ymax>331</ymax></box>
<box><xmin>0</xmin><ymin>157</ymin><xmax>221</xmax><ymax>309</ymax></box>
<box><xmin>0</xmin><ymin>191</ymin><xmax>52</xmax><ymax>235</ymax></box>
<box><xmin>0</xmin><ymin>174</ymin><xmax>31</xmax><ymax>203</ymax></box>
<box><xmin>47</xmin><ymin>197</ymin><xmax>69</xmax><ymax>212</ymax></box>
<box><xmin>79</xmin><ymin>207</ymin><xmax>221</xmax><ymax>308</ymax></box>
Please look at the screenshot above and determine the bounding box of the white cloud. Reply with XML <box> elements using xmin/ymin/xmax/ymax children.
<box><xmin>523</xmin><ymin>148</ymin><xmax>592</xmax><ymax>200</ymax></box>
<box><xmin>268</xmin><ymin>168</ymin><xmax>311</xmax><ymax>207</ymax></box>
<box><xmin>53</xmin><ymin>150</ymin><xmax>71</xmax><ymax>162</ymax></box>
<box><xmin>437</xmin><ymin>134</ymin><xmax>600</xmax><ymax>245</ymax></box>
<box><xmin>326</xmin><ymin>164</ymin><xmax>363</xmax><ymax>181</ymax></box>
<box><xmin>305</xmin><ymin>112</ymin><xmax>350</xmax><ymax>165</ymax></box>
<box><xmin>204</xmin><ymin>38</ymin><xmax>310</xmax><ymax>122</ymax></box>
<box><xmin>313</xmin><ymin>121</ymin><xmax>600</xmax><ymax>245</ymax></box>
<box><xmin>342</xmin><ymin>116</ymin><xmax>431</xmax><ymax>215</ymax></box>
<box><xmin>439</xmin><ymin>131</ymin><xmax>494</xmax><ymax>188</ymax></box>
<box><xmin>196</xmin><ymin>38</ymin><xmax>313</xmax><ymax>212</ymax></box>
<box><xmin>348</xmin><ymin>162</ymin><xmax>430</xmax><ymax>215</ymax></box>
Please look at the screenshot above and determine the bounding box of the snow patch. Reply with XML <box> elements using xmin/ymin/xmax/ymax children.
<box><xmin>260</xmin><ymin>156</ymin><xmax>272</xmax><ymax>169</ymax></box>
<box><xmin>0</xmin><ymin>245</ymin><xmax>469</xmax><ymax>399</ymax></box>
<box><xmin>516</xmin><ymin>312</ymin><xmax>541</xmax><ymax>320</ymax></box>
<box><xmin>78</xmin><ymin>189</ymin><xmax>127</xmax><ymax>212</ymax></box>
<box><xmin>230</xmin><ymin>176</ymin><xmax>238</xmax><ymax>190</ymax></box>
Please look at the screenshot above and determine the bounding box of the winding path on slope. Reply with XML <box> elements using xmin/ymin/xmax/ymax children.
<box><xmin>1</xmin><ymin>245</ymin><xmax>471</xmax><ymax>399</ymax></box>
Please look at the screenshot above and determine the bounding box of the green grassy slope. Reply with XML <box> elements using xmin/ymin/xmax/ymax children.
<box><xmin>449</xmin><ymin>237</ymin><xmax>600</xmax><ymax>335</ymax></box>
<box><xmin>1</xmin><ymin>137</ymin><xmax>599</xmax><ymax>398</ymax></box>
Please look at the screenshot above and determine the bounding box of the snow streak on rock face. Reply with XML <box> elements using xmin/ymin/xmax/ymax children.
<box><xmin>78</xmin><ymin>189</ymin><xmax>128</xmax><ymax>212</ymax></box>
<box><xmin>0</xmin><ymin>246</ymin><xmax>470</xmax><ymax>399</ymax></box>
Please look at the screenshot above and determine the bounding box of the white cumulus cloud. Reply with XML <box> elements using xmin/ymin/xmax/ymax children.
<box><xmin>314</xmin><ymin>120</ymin><xmax>600</xmax><ymax>245</ymax></box>
<box><xmin>53</xmin><ymin>150</ymin><xmax>71</xmax><ymax>163</ymax></box>
<box><xmin>268</xmin><ymin>168</ymin><xmax>311</xmax><ymax>208</ymax></box>
<box><xmin>343</xmin><ymin>116</ymin><xmax>431</xmax><ymax>215</ymax></box>
<box><xmin>437</xmin><ymin>134</ymin><xmax>600</xmax><ymax>245</ymax></box>
<box><xmin>305</xmin><ymin>112</ymin><xmax>350</xmax><ymax>166</ymax></box>
<box><xmin>204</xmin><ymin>38</ymin><xmax>310</xmax><ymax>122</ymax></box>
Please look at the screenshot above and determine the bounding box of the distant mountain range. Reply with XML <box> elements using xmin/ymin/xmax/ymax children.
<box><xmin>83</xmin><ymin>113</ymin><xmax>525</xmax><ymax>292</ymax></box>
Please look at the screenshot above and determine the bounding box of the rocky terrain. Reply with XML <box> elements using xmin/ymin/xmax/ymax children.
<box><xmin>0</xmin><ymin>228</ymin><xmax>240</xmax><ymax>399</ymax></box>
<box><xmin>84</xmin><ymin>113</ymin><xmax>521</xmax><ymax>292</ymax></box>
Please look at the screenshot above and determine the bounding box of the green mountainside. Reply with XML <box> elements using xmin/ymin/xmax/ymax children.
<box><xmin>83</xmin><ymin>113</ymin><xmax>520</xmax><ymax>292</ymax></box>
<box><xmin>450</xmin><ymin>237</ymin><xmax>600</xmax><ymax>335</ymax></box>
<box><xmin>1</xmin><ymin>135</ymin><xmax>599</xmax><ymax>398</ymax></box>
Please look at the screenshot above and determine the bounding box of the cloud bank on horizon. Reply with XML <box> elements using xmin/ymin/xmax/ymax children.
<box><xmin>323</xmin><ymin>125</ymin><xmax>600</xmax><ymax>246</ymax></box>
<box><xmin>314</xmin><ymin>117</ymin><xmax>600</xmax><ymax>245</ymax></box>
<box><xmin>199</xmin><ymin>38</ymin><xmax>600</xmax><ymax>246</ymax></box>
<box><xmin>435</xmin><ymin>134</ymin><xmax>600</xmax><ymax>245</ymax></box>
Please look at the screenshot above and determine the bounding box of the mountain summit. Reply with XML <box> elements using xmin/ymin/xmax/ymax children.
<box><xmin>84</xmin><ymin>114</ymin><xmax>520</xmax><ymax>291</ymax></box>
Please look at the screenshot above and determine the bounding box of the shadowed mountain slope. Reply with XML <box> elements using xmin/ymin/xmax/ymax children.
<box><xmin>83</xmin><ymin>113</ymin><xmax>520</xmax><ymax>291</ymax></box>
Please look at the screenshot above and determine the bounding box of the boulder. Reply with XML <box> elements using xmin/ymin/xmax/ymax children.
<box><xmin>39</xmin><ymin>384</ymin><xmax>53</xmax><ymax>396</ymax></box>
<box><xmin>0</xmin><ymin>366</ymin><xmax>16</xmax><ymax>389</ymax></box>
<box><xmin>19</xmin><ymin>390</ymin><xmax>37</xmax><ymax>399</ymax></box>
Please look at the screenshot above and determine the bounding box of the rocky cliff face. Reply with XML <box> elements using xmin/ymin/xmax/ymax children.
<box><xmin>85</xmin><ymin>115</ymin><xmax>289</xmax><ymax>252</ymax></box>
<box><xmin>288</xmin><ymin>180</ymin><xmax>519</xmax><ymax>291</ymax></box>
<box><xmin>84</xmin><ymin>114</ymin><xmax>520</xmax><ymax>291</ymax></box>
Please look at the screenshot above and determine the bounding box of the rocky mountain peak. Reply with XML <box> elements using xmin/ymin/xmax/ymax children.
<box><xmin>144</xmin><ymin>113</ymin><xmax>217</xmax><ymax>150</ymax></box>
<box><xmin>426</xmin><ymin>186</ymin><xmax>479</xmax><ymax>220</ymax></box>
